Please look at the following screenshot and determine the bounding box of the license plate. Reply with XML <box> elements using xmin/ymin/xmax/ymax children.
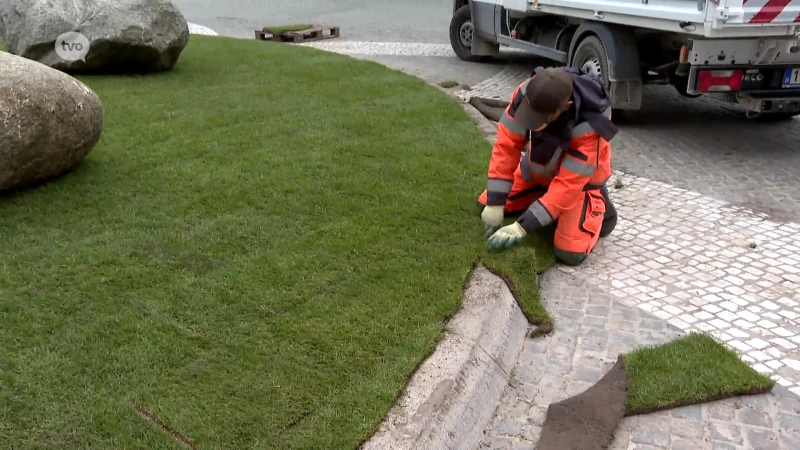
<box><xmin>783</xmin><ymin>68</ymin><xmax>800</xmax><ymax>88</ymax></box>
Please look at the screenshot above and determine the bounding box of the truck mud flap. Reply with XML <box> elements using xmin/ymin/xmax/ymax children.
<box><xmin>469</xmin><ymin>0</ymin><xmax>498</xmax><ymax>41</ymax></box>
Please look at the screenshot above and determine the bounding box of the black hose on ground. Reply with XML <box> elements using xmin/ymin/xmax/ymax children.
<box><xmin>467</xmin><ymin>97</ymin><xmax>509</xmax><ymax>123</ymax></box>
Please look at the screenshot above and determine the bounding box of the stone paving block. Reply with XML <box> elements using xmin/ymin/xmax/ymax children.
<box><xmin>631</xmin><ymin>428</ymin><xmax>671</xmax><ymax>447</ymax></box>
<box><xmin>737</xmin><ymin>406</ymin><xmax>773</xmax><ymax>427</ymax></box>
<box><xmin>478</xmin><ymin>435</ymin><xmax>514</xmax><ymax>449</ymax></box>
<box><xmin>711</xmin><ymin>443</ymin><xmax>739</xmax><ymax>450</ymax></box>
<box><xmin>709</xmin><ymin>422</ymin><xmax>744</xmax><ymax>445</ymax></box>
<box><xmin>670</xmin><ymin>405</ymin><xmax>702</xmax><ymax>422</ymax></box>
<box><xmin>778</xmin><ymin>411</ymin><xmax>800</xmax><ymax>431</ymax></box>
<box><xmin>780</xmin><ymin>433</ymin><xmax>800</xmax><ymax>448</ymax></box>
<box><xmin>491</xmin><ymin>416</ymin><xmax>524</xmax><ymax>438</ymax></box>
<box><xmin>532</xmin><ymin>374</ymin><xmax>569</xmax><ymax>407</ymax></box>
<box><xmin>709</xmin><ymin>401</ymin><xmax>737</xmax><ymax>421</ymax></box>
<box><xmin>521</xmin><ymin>422</ymin><xmax>542</xmax><ymax>443</ymax></box>
<box><xmin>746</xmin><ymin>429</ymin><xmax>780</xmax><ymax>450</ymax></box>
<box><xmin>669</xmin><ymin>419</ymin><xmax>705</xmax><ymax>440</ymax></box>
<box><xmin>671</xmin><ymin>438</ymin><xmax>709</xmax><ymax>450</ymax></box>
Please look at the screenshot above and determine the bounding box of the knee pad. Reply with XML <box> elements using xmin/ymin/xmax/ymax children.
<box><xmin>600</xmin><ymin>214</ymin><xmax>617</xmax><ymax>238</ymax></box>
<box><xmin>600</xmin><ymin>185</ymin><xmax>617</xmax><ymax>219</ymax></box>
<box><xmin>554</xmin><ymin>248</ymin><xmax>588</xmax><ymax>266</ymax></box>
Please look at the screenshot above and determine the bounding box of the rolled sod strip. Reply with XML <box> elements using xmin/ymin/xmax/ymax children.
<box><xmin>468</xmin><ymin>97</ymin><xmax>507</xmax><ymax>123</ymax></box>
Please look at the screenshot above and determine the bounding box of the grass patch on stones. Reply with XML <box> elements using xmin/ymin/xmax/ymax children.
<box><xmin>0</xmin><ymin>36</ymin><xmax>553</xmax><ymax>449</ymax></box>
<box><xmin>624</xmin><ymin>332</ymin><xmax>775</xmax><ymax>415</ymax></box>
<box><xmin>536</xmin><ymin>334</ymin><xmax>775</xmax><ymax>450</ymax></box>
<box><xmin>262</xmin><ymin>23</ymin><xmax>315</xmax><ymax>34</ymax></box>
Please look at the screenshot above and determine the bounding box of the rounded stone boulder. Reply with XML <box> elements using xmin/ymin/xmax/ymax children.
<box><xmin>0</xmin><ymin>51</ymin><xmax>103</xmax><ymax>192</ymax></box>
<box><xmin>0</xmin><ymin>0</ymin><xmax>190</xmax><ymax>74</ymax></box>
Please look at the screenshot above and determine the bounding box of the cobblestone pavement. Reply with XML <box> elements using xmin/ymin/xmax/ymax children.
<box><xmin>480</xmin><ymin>270</ymin><xmax>800</xmax><ymax>450</ymax></box>
<box><xmin>567</xmin><ymin>172</ymin><xmax>800</xmax><ymax>395</ymax></box>
<box><xmin>454</xmin><ymin>65</ymin><xmax>800</xmax><ymax>224</ymax></box>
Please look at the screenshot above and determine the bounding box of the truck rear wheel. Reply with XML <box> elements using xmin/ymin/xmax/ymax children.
<box><xmin>571</xmin><ymin>36</ymin><xmax>610</xmax><ymax>89</ymax></box>
<box><xmin>570</xmin><ymin>35</ymin><xmax>626</xmax><ymax>118</ymax></box>
<box><xmin>449</xmin><ymin>5</ymin><xmax>491</xmax><ymax>63</ymax></box>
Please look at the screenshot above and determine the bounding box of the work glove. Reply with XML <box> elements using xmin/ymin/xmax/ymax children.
<box><xmin>486</xmin><ymin>222</ymin><xmax>527</xmax><ymax>252</ymax></box>
<box><xmin>481</xmin><ymin>205</ymin><xmax>505</xmax><ymax>237</ymax></box>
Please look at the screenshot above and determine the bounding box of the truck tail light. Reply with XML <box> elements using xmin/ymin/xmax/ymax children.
<box><xmin>696</xmin><ymin>69</ymin><xmax>744</xmax><ymax>92</ymax></box>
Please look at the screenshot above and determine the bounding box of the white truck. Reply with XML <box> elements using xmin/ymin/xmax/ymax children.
<box><xmin>449</xmin><ymin>0</ymin><xmax>800</xmax><ymax>120</ymax></box>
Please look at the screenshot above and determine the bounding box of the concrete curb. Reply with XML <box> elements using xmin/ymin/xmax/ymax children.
<box><xmin>359</xmin><ymin>265</ymin><xmax>530</xmax><ymax>450</ymax></box>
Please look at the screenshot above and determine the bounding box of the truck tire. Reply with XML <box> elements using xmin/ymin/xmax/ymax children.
<box><xmin>571</xmin><ymin>36</ymin><xmax>610</xmax><ymax>88</ymax></box>
<box><xmin>449</xmin><ymin>5</ymin><xmax>491</xmax><ymax>63</ymax></box>
<box><xmin>571</xmin><ymin>36</ymin><xmax>625</xmax><ymax>118</ymax></box>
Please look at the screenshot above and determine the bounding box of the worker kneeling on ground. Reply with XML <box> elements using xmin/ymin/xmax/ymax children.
<box><xmin>478</xmin><ymin>66</ymin><xmax>619</xmax><ymax>266</ymax></box>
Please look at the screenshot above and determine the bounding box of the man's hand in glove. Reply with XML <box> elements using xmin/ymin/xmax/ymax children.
<box><xmin>481</xmin><ymin>205</ymin><xmax>505</xmax><ymax>237</ymax></box>
<box><xmin>486</xmin><ymin>222</ymin><xmax>527</xmax><ymax>252</ymax></box>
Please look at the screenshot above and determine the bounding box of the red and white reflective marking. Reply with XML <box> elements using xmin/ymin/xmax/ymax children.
<box><xmin>741</xmin><ymin>0</ymin><xmax>800</xmax><ymax>23</ymax></box>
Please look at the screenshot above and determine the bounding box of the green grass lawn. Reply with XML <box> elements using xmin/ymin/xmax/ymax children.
<box><xmin>0</xmin><ymin>36</ymin><xmax>553</xmax><ymax>449</ymax></box>
<box><xmin>624</xmin><ymin>333</ymin><xmax>775</xmax><ymax>415</ymax></box>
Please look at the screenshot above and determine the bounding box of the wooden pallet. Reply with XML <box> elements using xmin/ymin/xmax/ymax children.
<box><xmin>255</xmin><ymin>25</ymin><xmax>340</xmax><ymax>43</ymax></box>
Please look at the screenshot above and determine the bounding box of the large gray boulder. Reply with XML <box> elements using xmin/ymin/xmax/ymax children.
<box><xmin>0</xmin><ymin>51</ymin><xmax>103</xmax><ymax>192</ymax></box>
<box><xmin>0</xmin><ymin>0</ymin><xmax>189</xmax><ymax>74</ymax></box>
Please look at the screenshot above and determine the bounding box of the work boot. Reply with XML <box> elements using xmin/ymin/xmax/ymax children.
<box><xmin>599</xmin><ymin>185</ymin><xmax>617</xmax><ymax>238</ymax></box>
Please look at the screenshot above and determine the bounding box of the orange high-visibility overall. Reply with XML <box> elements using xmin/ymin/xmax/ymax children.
<box><xmin>478</xmin><ymin>70</ymin><xmax>617</xmax><ymax>265</ymax></box>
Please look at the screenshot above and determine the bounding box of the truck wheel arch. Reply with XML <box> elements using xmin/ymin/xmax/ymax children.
<box><xmin>453</xmin><ymin>0</ymin><xmax>476</xmax><ymax>35</ymax></box>
<box><xmin>555</xmin><ymin>25</ymin><xmax>579</xmax><ymax>53</ymax></box>
<box><xmin>453</xmin><ymin>0</ymin><xmax>469</xmax><ymax>15</ymax></box>
<box><xmin>568</xmin><ymin>22</ymin><xmax>643</xmax><ymax>110</ymax></box>
<box><xmin>567</xmin><ymin>22</ymin><xmax>640</xmax><ymax>81</ymax></box>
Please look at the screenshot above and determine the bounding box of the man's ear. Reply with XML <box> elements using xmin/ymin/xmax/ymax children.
<box><xmin>555</xmin><ymin>100</ymin><xmax>573</xmax><ymax>116</ymax></box>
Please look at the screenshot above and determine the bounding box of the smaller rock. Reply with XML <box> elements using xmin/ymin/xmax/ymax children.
<box><xmin>0</xmin><ymin>52</ymin><xmax>103</xmax><ymax>191</ymax></box>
